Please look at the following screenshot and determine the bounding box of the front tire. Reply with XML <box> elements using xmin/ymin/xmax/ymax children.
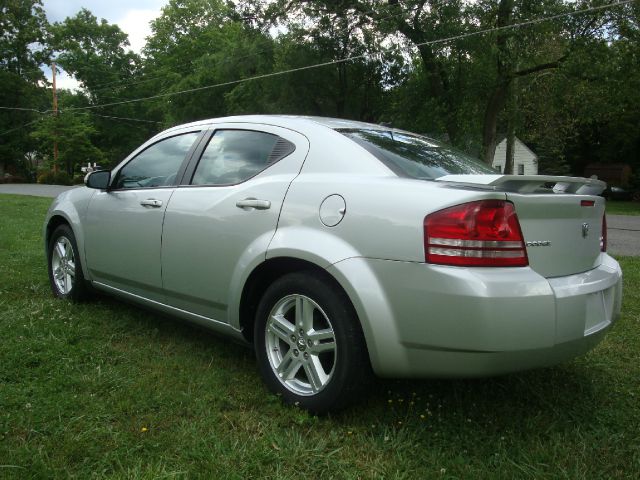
<box><xmin>47</xmin><ymin>224</ymin><xmax>89</xmax><ymax>301</ymax></box>
<box><xmin>254</xmin><ymin>272</ymin><xmax>371</xmax><ymax>413</ymax></box>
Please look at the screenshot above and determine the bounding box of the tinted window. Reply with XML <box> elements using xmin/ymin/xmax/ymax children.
<box><xmin>191</xmin><ymin>130</ymin><xmax>293</xmax><ymax>186</ymax></box>
<box><xmin>114</xmin><ymin>132</ymin><xmax>199</xmax><ymax>189</ymax></box>
<box><xmin>340</xmin><ymin>129</ymin><xmax>495</xmax><ymax>179</ymax></box>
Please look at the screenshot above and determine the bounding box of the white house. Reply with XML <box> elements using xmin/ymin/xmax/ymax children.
<box><xmin>492</xmin><ymin>137</ymin><xmax>538</xmax><ymax>175</ymax></box>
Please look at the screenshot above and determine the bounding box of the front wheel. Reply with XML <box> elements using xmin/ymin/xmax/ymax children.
<box><xmin>254</xmin><ymin>272</ymin><xmax>371</xmax><ymax>413</ymax></box>
<box><xmin>47</xmin><ymin>224</ymin><xmax>89</xmax><ymax>301</ymax></box>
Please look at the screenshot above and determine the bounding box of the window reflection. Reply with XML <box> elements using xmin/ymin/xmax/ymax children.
<box><xmin>341</xmin><ymin>129</ymin><xmax>495</xmax><ymax>179</ymax></box>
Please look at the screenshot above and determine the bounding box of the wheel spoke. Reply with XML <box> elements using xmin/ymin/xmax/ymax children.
<box><xmin>277</xmin><ymin>350</ymin><xmax>302</xmax><ymax>380</ymax></box>
<box><xmin>303</xmin><ymin>356</ymin><xmax>328</xmax><ymax>393</ymax></box>
<box><xmin>63</xmin><ymin>239</ymin><xmax>73</xmax><ymax>260</ymax></box>
<box><xmin>268</xmin><ymin>314</ymin><xmax>295</xmax><ymax>344</ymax></box>
<box><xmin>55</xmin><ymin>241</ymin><xmax>65</xmax><ymax>260</ymax></box>
<box><xmin>308</xmin><ymin>328</ymin><xmax>336</xmax><ymax>354</ymax></box>
<box><xmin>295</xmin><ymin>296</ymin><xmax>315</xmax><ymax>332</ymax></box>
<box><xmin>67</xmin><ymin>260</ymin><xmax>76</xmax><ymax>278</ymax></box>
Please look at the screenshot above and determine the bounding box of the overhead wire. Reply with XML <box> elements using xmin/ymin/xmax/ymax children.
<box><xmin>0</xmin><ymin>115</ymin><xmax>49</xmax><ymax>137</ymax></box>
<box><xmin>0</xmin><ymin>0</ymin><xmax>634</xmax><ymax>122</ymax></box>
<box><xmin>0</xmin><ymin>111</ymin><xmax>161</xmax><ymax>138</ymax></box>
<box><xmin>61</xmin><ymin>110</ymin><xmax>164</xmax><ymax>125</ymax></box>
<box><xmin>0</xmin><ymin>106</ymin><xmax>46</xmax><ymax>113</ymax></box>
<box><xmin>59</xmin><ymin>0</ymin><xmax>635</xmax><ymax>113</ymax></box>
<box><xmin>62</xmin><ymin>2</ymin><xmax>422</xmax><ymax>98</ymax></box>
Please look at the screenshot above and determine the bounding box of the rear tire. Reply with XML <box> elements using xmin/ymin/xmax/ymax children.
<box><xmin>47</xmin><ymin>224</ymin><xmax>89</xmax><ymax>302</ymax></box>
<box><xmin>254</xmin><ymin>272</ymin><xmax>371</xmax><ymax>413</ymax></box>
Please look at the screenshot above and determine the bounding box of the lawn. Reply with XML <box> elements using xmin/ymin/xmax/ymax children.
<box><xmin>606</xmin><ymin>201</ymin><xmax>640</xmax><ymax>216</ymax></box>
<box><xmin>1</xmin><ymin>193</ymin><xmax>639</xmax><ymax>479</ymax></box>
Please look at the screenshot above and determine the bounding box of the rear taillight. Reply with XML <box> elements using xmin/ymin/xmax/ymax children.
<box><xmin>601</xmin><ymin>214</ymin><xmax>607</xmax><ymax>252</ymax></box>
<box><xmin>424</xmin><ymin>200</ymin><xmax>528</xmax><ymax>267</ymax></box>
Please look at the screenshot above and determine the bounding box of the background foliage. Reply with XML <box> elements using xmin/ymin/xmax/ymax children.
<box><xmin>0</xmin><ymin>0</ymin><xmax>638</xmax><ymax>180</ymax></box>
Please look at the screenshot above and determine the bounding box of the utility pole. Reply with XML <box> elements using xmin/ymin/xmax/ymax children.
<box><xmin>52</xmin><ymin>61</ymin><xmax>59</xmax><ymax>173</ymax></box>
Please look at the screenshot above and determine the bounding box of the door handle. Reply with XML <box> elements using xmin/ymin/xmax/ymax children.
<box><xmin>236</xmin><ymin>198</ymin><xmax>271</xmax><ymax>210</ymax></box>
<box><xmin>140</xmin><ymin>198</ymin><xmax>163</xmax><ymax>208</ymax></box>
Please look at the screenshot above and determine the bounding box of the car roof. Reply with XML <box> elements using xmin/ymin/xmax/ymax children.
<box><xmin>159</xmin><ymin>115</ymin><xmax>392</xmax><ymax>137</ymax></box>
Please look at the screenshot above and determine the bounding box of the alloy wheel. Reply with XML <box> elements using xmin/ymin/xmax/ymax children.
<box><xmin>265</xmin><ymin>294</ymin><xmax>337</xmax><ymax>396</ymax></box>
<box><xmin>51</xmin><ymin>236</ymin><xmax>76</xmax><ymax>295</ymax></box>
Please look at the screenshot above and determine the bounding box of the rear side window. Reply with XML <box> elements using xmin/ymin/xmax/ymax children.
<box><xmin>191</xmin><ymin>130</ymin><xmax>295</xmax><ymax>186</ymax></box>
<box><xmin>340</xmin><ymin>129</ymin><xmax>495</xmax><ymax>179</ymax></box>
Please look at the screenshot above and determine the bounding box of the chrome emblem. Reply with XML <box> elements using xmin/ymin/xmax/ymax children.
<box><xmin>582</xmin><ymin>223</ymin><xmax>590</xmax><ymax>238</ymax></box>
<box><xmin>526</xmin><ymin>240</ymin><xmax>551</xmax><ymax>247</ymax></box>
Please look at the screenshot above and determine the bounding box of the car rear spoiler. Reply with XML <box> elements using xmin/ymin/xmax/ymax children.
<box><xmin>435</xmin><ymin>175</ymin><xmax>607</xmax><ymax>195</ymax></box>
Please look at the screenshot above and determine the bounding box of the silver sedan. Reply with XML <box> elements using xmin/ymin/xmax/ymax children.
<box><xmin>44</xmin><ymin>115</ymin><xmax>623</xmax><ymax>412</ymax></box>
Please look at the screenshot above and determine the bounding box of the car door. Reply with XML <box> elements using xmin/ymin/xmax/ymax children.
<box><xmin>161</xmin><ymin>124</ymin><xmax>309</xmax><ymax>321</ymax></box>
<box><xmin>84</xmin><ymin>130</ymin><xmax>203</xmax><ymax>301</ymax></box>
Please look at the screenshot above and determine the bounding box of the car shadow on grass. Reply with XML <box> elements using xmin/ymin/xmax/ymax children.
<box><xmin>83</xmin><ymin>292</ymin><xmax>608</xmax><ymax>438</ymax></box>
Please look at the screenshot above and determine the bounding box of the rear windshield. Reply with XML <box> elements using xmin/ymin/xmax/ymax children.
<box><xmin>339</xmin><ymin>129</ymin><xmax>496</xmax><ymax>179</ymax></box>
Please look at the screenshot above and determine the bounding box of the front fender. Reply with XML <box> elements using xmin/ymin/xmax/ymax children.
<box><xmin>43</xmin><ymin>188</ymin><xmax>95</xmax><ymax>280</ymax></box>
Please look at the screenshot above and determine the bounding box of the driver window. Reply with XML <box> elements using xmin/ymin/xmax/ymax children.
<box><xmin>114</xmin><ymin>132</ymin><xmax>199</xmax><ymax>189</ymax></box>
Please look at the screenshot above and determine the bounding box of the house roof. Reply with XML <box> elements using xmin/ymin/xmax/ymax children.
<box><xmin>495</xmin><ymin>136</ymin><xmax>538</xmax><ymax>159</ymax></box>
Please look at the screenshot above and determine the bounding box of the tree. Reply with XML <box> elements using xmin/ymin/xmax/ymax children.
<box><xmin>49</xmin><ymin>9</ymin><xmax>157</xmax><ymax>163</ymax></box>
<box><xmin>0</xmin><ymin>0</ymin><xmax>49</xmax><ymax>176</ymax></box>
<box><xmin>143</xmin><ymin>0</ymin><xmax>278</xmax><ymax>123</ymax></box>
<box><xmin>31</xmin><ymin>105</ymin><xmax>103</xmax><ymax>176</ymax></box>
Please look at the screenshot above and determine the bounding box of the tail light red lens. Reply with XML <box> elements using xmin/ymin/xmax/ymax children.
<box><xmin>424</xmin><ymin>200</ymin><xmax>528</xmax><ymax>267</ymax></box>
<box><xmin>601</xmin><ymin>214</ymin><xmax>607</xmax><ymax>252</ymax></box>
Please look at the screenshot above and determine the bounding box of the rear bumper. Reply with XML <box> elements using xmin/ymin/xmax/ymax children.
<box><xmin>327</xmin><ymin>254</ymin><xmax>622</xmax><ymax>378</ymax></box>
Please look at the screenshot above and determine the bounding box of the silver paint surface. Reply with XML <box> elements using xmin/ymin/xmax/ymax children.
<box><xmin>44</xmin><ymin>115</ymin><xmax>623</xmax><ymax>378</ymax></box>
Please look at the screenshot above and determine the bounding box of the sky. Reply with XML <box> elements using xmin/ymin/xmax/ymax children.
<box><xmin>41</xmin><ymin>0</ymin><xmax>170</xmax><ymax>89</ymax></box>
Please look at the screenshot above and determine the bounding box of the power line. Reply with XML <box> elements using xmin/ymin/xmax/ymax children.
<box><xmin>0</xmin><ymin>106</ymin><xmax>45</xmax><ymax>113</ymax></box>
<box><xmin>61</xmin><ymin>110</ymin><xmax>164</xmax><ymax>125</ymax></box>
<box><xmin>0</xmin><ymin>111</ymin><xmax>161</xmax><ymax>139</ymax></box>
<box><xmin>84</xmin><ymin>4</ymin><xmax>420</xmax><ymax>96</ymax></box>
<box><xmin>0</xmin><ymin>115</ymin><xmax>48</xmax><ymax>137</ymax></box>
<box><xmin>84</xmin><ymin>70</ymin><xmax>172</xmax><ymax>91</ymax></box>
<box><xmin>89</xmin><ymin>112</ymin><xmax>163</xmax><ymax>125</ymax></box>
<box><xmin>60</xmin><ymin>0</ymin><xmax>634</xmax><ymax>113</ymax></box>
<box><xmin>87</xmin><ymin>47</ymin><xmax>276</xmax><ymax>97</ymax></box>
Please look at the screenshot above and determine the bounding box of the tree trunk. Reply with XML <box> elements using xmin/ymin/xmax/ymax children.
<box><xmin>504</xmin><ymin>115</ymin><xmax>516</xmax><ymax>175</ymax></box>
<box><xmin>481</xmin><ymin>0</ymin><xmax>514</xmax><ymax>164</ymax></box>
<box><xmin>416</xmin><ymin>44</ymin><xmax>458</xmax><ymax>143</ymax></box>
<box><xmin>482</xmin><ymin>83</ymin><xmax>509</xmax><ymax>165</ymax></box>
<box><xmin>504</xmin><ymin>76</ymin><xmax>519</xmax><ymax>175</ymax></box>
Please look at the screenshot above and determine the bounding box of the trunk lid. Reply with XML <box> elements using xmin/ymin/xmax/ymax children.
<box><xmin>436</xmin><ymin>175</ymin><xmax>606</xmax><ymax>278</ymax></box>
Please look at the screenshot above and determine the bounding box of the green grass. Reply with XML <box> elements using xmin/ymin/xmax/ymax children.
<box><xmin>606</xmin><ymin>201</ymin><xmax>640</xmax><ymax>216</ymax></box>
<box><xmin>1</xmin><ymin>193</ymin><xmax>639</xmax><ymax>479</ymax></box>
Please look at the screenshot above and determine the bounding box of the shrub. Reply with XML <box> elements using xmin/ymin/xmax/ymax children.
<box><xmin>0</xmin><ymin>174</ymin><xmax>26</xmax><ymax>184</ymax></box>
<box><xmin>37</xmin><ymin>170</ymin><xmax>72</xmax><ymax>186</ymax></box>
<box><xmin>72</xmin><ymin>175</ymin><xmax>86</xmax><ymax>185</ymax></box>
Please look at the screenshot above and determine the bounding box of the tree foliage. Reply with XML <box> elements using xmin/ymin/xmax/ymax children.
<box><xmin>1</xmin><ymin>0</ymin><xmax>639</xmax><ymax>182</ymax></box>
<box><xmin>0</xmin><ymin>0</ymin><xmax>49</xmax><ymax>176</ymax></box>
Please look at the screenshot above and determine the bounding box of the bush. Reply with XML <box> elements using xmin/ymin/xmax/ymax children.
<box><xmin>37</xmin><ymin>170</ymin><xmax>72</xmax><ymax>186</ymax></box>
<box><xmin>0</xmin><ymin>174</ymin><xmax>26</xmax><ymax>184</ymax></box>
<box><xmin>72</xmin><ymin>175</ymin><xmax>86</xmax><ymax>185</ymax></box>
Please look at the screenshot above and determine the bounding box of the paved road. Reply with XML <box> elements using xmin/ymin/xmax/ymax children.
<box><xmin>607</xmin><ymin>214</ymin><xmax>640</xmax><ymax>257</ymax></box>
<box><xmin>2</xmin><ymin>184</ymin><xmax>639</xmax><ymax>256</ymax></box>
<box><xmin>0</xmin><ymin>183</ymin><xmax>79</xmax><ymax>198</ymax></box>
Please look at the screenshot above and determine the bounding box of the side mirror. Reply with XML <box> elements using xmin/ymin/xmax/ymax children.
<box><xmin>85</xmin><ymin>170</ymin><xmax>111</xmax><ymax>190</ymax></box>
